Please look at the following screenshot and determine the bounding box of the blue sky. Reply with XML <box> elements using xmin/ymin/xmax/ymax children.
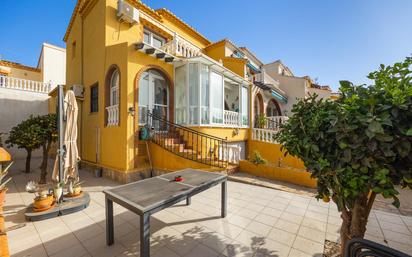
<box><xmin>1</xmin><ymin>0</ymin><xmax>411</xmax><ymax>91</ymax></box>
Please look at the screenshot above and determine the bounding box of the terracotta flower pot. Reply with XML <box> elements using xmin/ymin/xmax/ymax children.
<box><xmin>33</xmin><ymin>195</ymin><xmax>54</xmax><ymax>211</ymax></box>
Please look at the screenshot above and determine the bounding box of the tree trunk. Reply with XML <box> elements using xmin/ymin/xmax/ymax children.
<box><xmin>340</xmin><ymin>194</ymin><xmax>373</xmax><ymax>255</ymax></box>
<box><xmin>25</xmin><ymin>149</ymin><xmax>32</xmax><ymax>173</ymax></box>
<box><xmin>39</xmin><ymin>143</ymin><xmax>49</xmax><ymax>184</ymax></box>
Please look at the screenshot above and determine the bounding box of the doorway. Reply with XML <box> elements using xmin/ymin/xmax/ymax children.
<box><xmin>138</xmin><ymin>69</ymin><xmax>169</xmax><ymax>125</ymax></box>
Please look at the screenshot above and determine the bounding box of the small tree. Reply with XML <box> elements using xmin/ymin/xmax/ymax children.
<box><xmin>6</xmin><ymin>116</ymin><xmax>43</xmax><ymax>173</ymax></box>
<box><xmin>37</xmin><ymin>114</ymin><xmax>57</xmax><ymax>184</ymax></box>
<box><xmin>276</xmin><ymin>57</ymin><xmax>412</xmax><ymax>253</ymax></box>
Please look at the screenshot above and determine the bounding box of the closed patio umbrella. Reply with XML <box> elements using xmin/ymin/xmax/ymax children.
<box><xmin>52</xmin><ymin>89</ymin><xmax>79</xmax><ymax>182</ymax></box>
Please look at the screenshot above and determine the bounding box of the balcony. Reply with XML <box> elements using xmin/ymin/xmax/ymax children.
<box><xmin>134</xmin><ymin>33</ymin><xmax>202</xmax><ymax>63</ymax></box>
<box><xmin>267</xmin><ymin>116</ymin><xmax>289</xmax><ymax>131</ymax></box>
<box><xmin>250</xmin><ymin>72</ymin><xmax>288</xmax><ymax>104</ymax></box>
<box><xmin>224</xmin><ymin>110</ymin><xmax>240</xmax><ymax>127</ymax></box>
<box><xmin>161</xmin><ymin>33</ymin><xmax>202</xmax><ymax>58</ymax></box>
<box><xmin>0</xmin><ymin>75</ymin><xmax>50</xmax><ymax>93</ymax></box>
<box><xmin>252</xmin><ymin>115</ymin><xmax>289</xmax><ymax>144</ymax></box>
<box><xmin>252</xmin><ymin>128</ymin><xmax>278</xmax><ymax>143</ymax></box>
<box><xmin>106</xmin><ymin>104</ymin><xmax>119</xmax><ymax>126</ymax></box>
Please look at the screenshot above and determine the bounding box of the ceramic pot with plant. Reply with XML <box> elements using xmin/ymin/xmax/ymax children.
<box><xmin>26</xmin><ymin>181</ymin><xmax>54</xmax><ymax>211</ymax></box>
<box><xmin>0</xmin><ymin>162</ymin><xmax>13</xmax><ymax>207</ymax></box>
<box><xmin>67</xmin><ymin>178</ymin><xmax>83</xmax><ymax>197</ymax></box>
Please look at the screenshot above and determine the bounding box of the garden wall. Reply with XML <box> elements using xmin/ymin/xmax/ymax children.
<box><xmin>248</xmin><ymin>140</ymin><xmax>305</xmax><ymax>169</ymax></box>
<box><xmin>0</xmin><ymin>88</ymin><xmax>49</xmax><ymax>159</ymax></box>
<box><xmin>241</xmin><ymin>140</ymin><xmax>316</xmax><ymax>188</ymax></box>
<box><xmin>239</xmin><ymin>160</ymin><xmax>316</xmax><ymax>188</ymax></box>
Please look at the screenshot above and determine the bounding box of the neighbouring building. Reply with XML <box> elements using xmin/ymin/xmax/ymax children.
<box><xmin>0</xmin><ymin>43</ymin><xmax>66</xmax><ymax>159</ymax></box>
<box><xmin>264</xmin><ymin>60</ymin><xmax>333</xmax><ymax>113</ymax></box>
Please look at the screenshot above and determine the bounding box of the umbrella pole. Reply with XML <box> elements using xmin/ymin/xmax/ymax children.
<box><xmin>57</xmin><ymin>85</ymin><xmax>64</xmax><ymax>204</ymax></box>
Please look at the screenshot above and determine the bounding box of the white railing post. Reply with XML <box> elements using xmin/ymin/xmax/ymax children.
<box><xmin>106</xmin><ymin>104</ymin><xmax>119</xmax><ymax>126</ymax></box>
<box><xmin>218</xmin><ymin>144</ymin><xmax>241</xmax><ymax>164</ymax></box>
<box><xmin>252</xmin><ymin>128</ymin><xmax>278</xmax><ymax>144</ymax></box>
<box><xmin>0</xmin><ymin>75</ymin><xmax>50</xmax><ymax>93</ymax></box>
<box><xmin>267</xmin><ymin>116</ymin><xmax>289</xmax><ymax>131</ymax></box>
<box><xmin>223</xmin><ymin>110</ymin><xmax>241</xmax><ymax>127</ymax></box>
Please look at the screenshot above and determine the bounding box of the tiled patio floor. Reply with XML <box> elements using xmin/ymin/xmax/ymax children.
<box><xmin>4</xmin><ymin>159</ymin><xmax>412</xmax><ymax>257</ymax></box>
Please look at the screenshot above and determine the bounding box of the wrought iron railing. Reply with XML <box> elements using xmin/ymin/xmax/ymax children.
<box><xmin>147</xmin><ymin>111</ymin><xmax>228</xmax><ymax>168</ymax></box>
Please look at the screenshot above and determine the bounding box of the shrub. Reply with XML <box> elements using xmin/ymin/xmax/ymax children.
<box><xmin>250</xmin><ymin>150</ymin><xmax>267</xmax><ymax>165</ymax></box>
<box><xmin>6</xmin><ymin>116</ymin><xmax>43</xmax><ymax>173</ymax></box>
<box><xmin>275</xmin><ymin>57</ymin><xmax>412</xmax><ymax>253</ymax></box>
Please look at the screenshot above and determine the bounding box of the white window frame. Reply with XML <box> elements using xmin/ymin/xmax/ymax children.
<box><xmin>174</xmin><ymin>61</ymin><xmax>250</xmax><ymax>128</ymax></box>
<box><xmin>143</xmin><ymin>28</ymin><xmax>166</xmax><ymax>48</ymax></box>
<box><xmin>109</xmin><ymin>69</ymin><xmax>119</xmax><ymax>106</ymax></box>
<box><xmin>138</xmin><ymin>70</ymin><xmax>169</xmax><ymax>125</ymax></box>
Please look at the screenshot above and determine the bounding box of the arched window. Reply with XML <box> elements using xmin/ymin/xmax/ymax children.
<box><xmin>105</xmin><ymin>67</ymin><xmax>120</xmax><ymax>126</ymax></box>
<box><xmin>266</xmin><ymin>99</ymin><xmax>281</xmax><ymax>117</ymax></box>
<box><xmin>109</xmin><ymin>69</ymin><xmax>119</xmax><ymax>106</ymax></box>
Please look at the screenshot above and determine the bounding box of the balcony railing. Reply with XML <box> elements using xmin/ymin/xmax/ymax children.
<box><xmin>224</xmin><ymin>110</ymin><xmax>240</xmax><ymax>127</ymax></box>
<box><xmin>161</xmin><ymin>33</ymin><xmax>201</xmax><ymax>58</ymax></box>
<box><xmin>0</xmin><ymin>75</ymin><xmax>50</xmax><ymax>93</ymax></box>
<box><xmin>218</xmin><ymin>144</ymin><xmax>242</xmax><ymax>164</ymax></box>
<box><xmin>106</xmin><ymin>104</ymin><xmax>119</xmax><ymax>126</ymax></box>
<box><xmin>252</xmin><ymin>128</ymin><xmax>278</xmax><ymax>144</ymax></box>
<box><xmin>267</xmin><ymin>116</ymin><xmax>289</xmax><ymax>131</ymax></box>
<box><xmin>249</xmin><ymin>72</ymin><xmax>279</xmax><ymax>88</ymax></box>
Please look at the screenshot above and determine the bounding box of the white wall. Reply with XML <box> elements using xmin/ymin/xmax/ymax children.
<box><xmin>264</xmin><ymin>63</ymin><xmax>307</xmax><ymax>115</ymax></box>
<box><xmin>0</xmin><ymin>88</ymin><xmax>49</xmax><ymax>159</ymax></box>
<box><xmin>308</xmin><ymin>87</ymin><xmax>332</xmax><ymax>99</ymax></box>
<box><xmin>40</xmin><ymin>43</ymin><xmax>66</xmax><ymax>90</ymax></box>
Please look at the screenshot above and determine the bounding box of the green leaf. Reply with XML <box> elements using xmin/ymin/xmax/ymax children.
<box><xmin>406</xmin><ymin>128</ymin><xmax>412</xmax><ymax>136</ymax></box>
<box><xmin>368</xmin><ymin>121</ymin><xmax>384</xmax><ymax>134</ymax></box>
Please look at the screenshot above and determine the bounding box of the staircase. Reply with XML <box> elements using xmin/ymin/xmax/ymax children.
<box><xmin>147</xmin><ymin>112</ymin><xmax>228</xmax><ymax>169</ymax></box>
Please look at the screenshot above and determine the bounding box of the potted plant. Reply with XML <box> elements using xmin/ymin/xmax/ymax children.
<box><xmin>0</xmin><ymin>162</ymin><xmax>13</xmax><ymax>207</ymax></box>
<box><xmin>257</xmin><ymin>114</ymin><xmax>267</xmax><ymax>129</ymax></box>
<box><xmin>53</xmin><ymin>181</ymin><xmax>65</xmax><ymax>201</ymax></box>
<box><xmin>26</xmin><ymin>181</ymin><xmax>54</xmax><ymax>212</ymax></box>
<box><xmin>67</xmin><ymin>177</ymin><xmax>84</xmax><ymax>197</ymax></box>
<box><xmin>250</xmin><ymin>151</ymin><xmax>267</xmax><ymax>165</ymax></box>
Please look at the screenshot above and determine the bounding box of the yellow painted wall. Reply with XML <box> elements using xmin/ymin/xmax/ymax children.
<box><xmin>222</xmin><ymin>57</ymin><xmax>247</xmax><ymax>78</ymax></box>
<box><xmin>248</xmin><ymin>140</ymin><xmax>305</xmax><ymax>169</ymax></box>
<box><xmin>204</xmin><ymin>43</ymin><xmax>225</xmax><ymax>63</ymax></box>
<box><xmin>64</xmin><ymin>0</ymin><xmax>253</xmax><ymax>174</ymax></box>
<box><xmin>189</xmin><ymin>127</ymin><xmax>248</xmax><ymax>142</ymax></box>
<box><xmin>149</xmin><ymin>142</ymin><xmax>214</xmax><ymax>171</ymax></box>
<box><xmin>0</xmin><ymin>65</ymin><xmax>41</xmax><ymax>82</ymax></box>
<box><xmin>239</xmin><ymin>160</ymin><xmax>316</xmax><ymax>188</ymax></box>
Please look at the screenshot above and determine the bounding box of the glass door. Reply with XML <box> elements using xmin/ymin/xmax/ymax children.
<box><xmin>138</xmin><ymin>70</ymin><xmax>169</xmax><ymax>128</ymax></box>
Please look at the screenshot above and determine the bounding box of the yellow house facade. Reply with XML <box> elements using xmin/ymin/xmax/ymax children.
<box><xmin>62</xmin><ymin>0</ymin><xmax>257</xmax><ymax>182</ymax></box>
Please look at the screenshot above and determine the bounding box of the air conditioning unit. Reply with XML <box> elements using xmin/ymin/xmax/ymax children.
<box><xmin>117</xmin><ymin>0</ymin><xmax>139</xmax><ymax>25</ymax></box>
<box><xmin>71</xmin><ymin>84</ymin><xmax>84</xmax><ymax>99</ymax></box>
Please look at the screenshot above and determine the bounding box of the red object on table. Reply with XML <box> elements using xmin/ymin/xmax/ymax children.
<box><xmin>174</xmin><ymin>176</ymin><xmax>184</xmax><ymax>182</ymax></box>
